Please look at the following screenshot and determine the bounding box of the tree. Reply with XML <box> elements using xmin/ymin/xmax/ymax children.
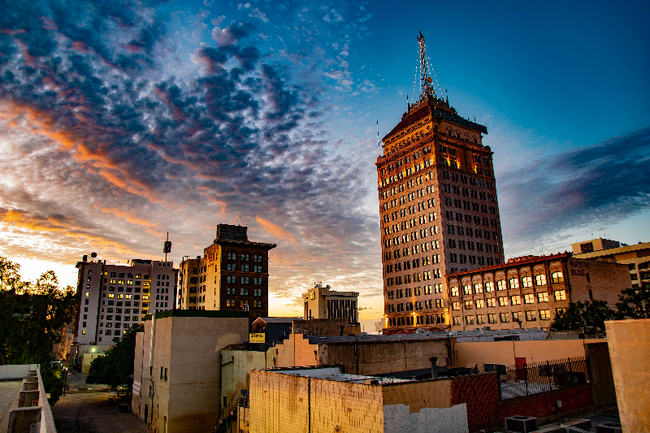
<box><xmin>87</xmin><ymin>323</ymin><xmax>143</xmax><ymax>390</ymax></box>
<box><xmin>0</xmin><ymin>257</ymin><xmax>77</xmax><ymax>403</ymax></box>
<box><xmin>551</xmin><ymin>300</ymin><xmax>615</xmax><ymax>333</ymax></box>
<box><xmin>616</xmin><ymin>287</ymin><xmax>650</xmax><ymax>319</ymax></box>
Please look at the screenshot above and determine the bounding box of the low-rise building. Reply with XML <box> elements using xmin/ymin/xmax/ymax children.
<box><xmin>131</xmin><ymin>310</ymin><xmax>249</xmax><ymax>433</ymax></box>
<box><xmin>273</xmin><ymin>333</ymin><xmax>450</xmax><ymax>375</ymax></box>
<box><xmin>447</xmin><ymin>253</ymin><xmax>631</xmax><ymax>331</ymax></box>
<box><xmin>573</xmin><ymin>238</ymin><xmax>650</xmax><ymax>290</ymax></box>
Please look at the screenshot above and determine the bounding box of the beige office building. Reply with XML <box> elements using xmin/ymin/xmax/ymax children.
<box><xmin>572</xmin><ymin>238</ymin><xmax>650</xmax><ymax>290</ymax></box>
<box><xmin>302</xmin><ymin>282</ymin><xmax>359</xmax><ymax>324</ymax></box>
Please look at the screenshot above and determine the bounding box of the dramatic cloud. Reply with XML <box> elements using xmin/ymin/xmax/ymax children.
<box><xmin>500</xmin><ymin>128</ymin><xmax>650</xmax><ymax>254</ymax></box>
<box><xmin>0</xmin><ymin>0</ymin><xmax>383</xmax><ymax>319</ymax></box>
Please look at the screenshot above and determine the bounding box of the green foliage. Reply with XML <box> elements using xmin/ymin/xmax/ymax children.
<box><xmin>87</xmin><ymin>323</ymin><xmax>143</xmax><ymax>390</ymax></box>
<box><xmin>616</xmin><ymin>287</ymin><xmax>650</xmax><ymax>319</ymax></box>
<box><xmin>0</xmin><ymin>257</ymin><xmax>76</xmax><ymax>404</ymax></box>
<box><xmin>551</xmin><ymin>300</ymin><xmax>615</xmax><ymax>333</ymax></box>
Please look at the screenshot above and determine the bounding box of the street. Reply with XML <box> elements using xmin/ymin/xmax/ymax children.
<box><xmin>52</xmin><ymin>371</ymin><xmax>149</xmax><ymax>433</ymax></box>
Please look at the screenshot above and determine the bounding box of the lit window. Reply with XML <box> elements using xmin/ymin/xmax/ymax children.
<box><xmin>508</xmin><ymin>278</ymin><xmax>519</xmax><ymax>289</ymax></box>
<box><xmin>484</xmin><ymin>281</ymin><xmax>494</xmax><ymax>292</ymax></box>
<box><xmin>524</xmin><ymin>294</ymin><xmax>535</xmax><ymax>304</ymax></box>
<box><xmin>496</xmin><ymin>280</ymin><xmax>506</xmax><ymax>291</ymax></box>
<box><xmin>525</xmin><ymin>310</ymin><xmax>536</xmax><ymax>321</ymax></box>
<box><xmin>551</xmin><ymin>271</ymin><xmax>564</xmax><ymax>284</ymax></box>
<box><xmin>540</xmin><ymin>309</ymin><xmax>551</xmax><ymax>320</ymax></box>
<box><xmin>535</xmin><ymin>274</ymin><xmax>547</xmax><ymax>286</ymax></box>
<box><xmin>521</xmin><ymin>276</ymin><xmax>533</xmax><ymax>288</ymax></box>
<box><xmin>554</xmin><ymin>290</ymin><xmax>566</xmax><ymax>301</ymax></box>
<box><xmin>537</xmin><ymin>292</ymin><xmax>549</xmax><ymax>303</ymax></box>
<box><xmin>511</xmin><ymin>295</ymin><xmax>521</xmax><ymax>305</ymax></box>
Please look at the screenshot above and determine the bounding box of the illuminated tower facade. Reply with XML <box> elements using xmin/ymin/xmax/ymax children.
<box><xmin>377</xmin><ymin>32</ymin><xmax>505</xmax><ymax>331</ymax></box>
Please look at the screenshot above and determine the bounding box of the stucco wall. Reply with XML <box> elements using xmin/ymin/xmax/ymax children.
<box><xmin>453</xmin><ymin>339</ymin><xmax>593</xmax><ymax>371</ymax></box>
<box><xmin>221</xmin><ymin>349</ymin><xmax>270</xmax><ymax>410</ymax></box>
<box><xmin>383</xmin><ymin>404</ymin><xmax>468</xmax><ymax>433</ymax></box>
<box><xmin>605</xmin><ymin>319</ymin><xmax>650</xmax><ymax>433</ymax></box>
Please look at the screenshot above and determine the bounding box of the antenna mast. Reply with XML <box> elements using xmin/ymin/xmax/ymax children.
<box><xmin>416</xmin><ymin>31</ymin><xmax>443</xmax><ymax>102</ymax></box>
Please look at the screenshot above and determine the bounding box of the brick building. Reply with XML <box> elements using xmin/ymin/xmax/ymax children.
<box><xmin>73</xmin><ymin>253</ymin><xmax>177</xmax><ymax>346</ymax></box>
<box><xmin>447</xmin><ymin>253</ymin><xmax>632</xmax><ymax>331</ymax></box>
<box><xmin>377</xmin><ymin>33</ymin><xmax>505</xmax><ymax>331</ymax></box>
<box><xmin>572</xmin><ymin>238</ymin><xmax>650</xmax><ymax>290</ymax></box>
<box><xmin>177</xmin><ymin>223</ymin><xmax>276</xmax><ymax>323</ymax></box>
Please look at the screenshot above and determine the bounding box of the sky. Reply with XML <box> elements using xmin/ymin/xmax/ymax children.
<box><xmin>1</xmin><ymin>0</ymin><xmax>649</xmax><ymax>332</ymax></box>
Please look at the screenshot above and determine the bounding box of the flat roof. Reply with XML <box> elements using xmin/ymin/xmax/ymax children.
<box><xmin>146</xmin><ymin>310</ymin><xmax>249</xmax><ymax>320</ymax></box>
<box><xmin>573</xmin><ymin>241</ymin><xmax>650</xmax><ymax>259</ymax></box>
<box><xmin>272</xmin><ymin>367</ymin><xmax>410</xmax><ymax>384</ymax></box>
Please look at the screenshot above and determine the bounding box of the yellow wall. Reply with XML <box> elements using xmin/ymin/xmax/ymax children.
<box><xmin>605</xmin><ymin>319</ymin><xmax>650</xmax><ymax>433</ymax></box>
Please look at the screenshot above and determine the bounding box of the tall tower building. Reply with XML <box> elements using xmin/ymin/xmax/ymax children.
<box><xmin>177</xmin><ymin>223</ymin><xmax>276</xmax><ymax>324</ymax></box>
<box><xmin>377</xmin><ymin>32</ymin><xmax>505</xmax><ymax>331</ymax></box>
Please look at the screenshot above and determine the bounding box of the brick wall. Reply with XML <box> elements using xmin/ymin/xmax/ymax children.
<box><xmin>450</xmin><ymin>373</ymin><xmax>499</xmax><ymax>432</ymax></box>
<box><xmin>450</xmin><ymin>373</ymin><xmax>594</xmax><ymax>432</ymax></box>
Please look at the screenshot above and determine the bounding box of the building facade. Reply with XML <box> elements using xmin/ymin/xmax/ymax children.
<box><xmin>131</xmin><ymin>310</ymin><xmax>249</xmax><ymax>433</ymax></box>
<box><xmin>74</xmin><ymin>254</ymin><xmax>177</xmax><ymax>346</ymax></box>
<box><xmin>377</xmin><ymin>33</ymin><xmax>505</xmax><ymax>331</ymax></box>
<box><xmin>302</xmin><ymin>282</ymin><xmax>359</xmax><ymax>324</ymax></box>
<box><xmin>447</xmin><ymin>253</ymin><xmax>632</xmax><ymax>331</ymax></box>
<box><xmin>572</xmin><ymin>238</ymin><xmax>650</xmax><ymax>290</ymax></box>
<box><xmin>177</xmin><ymin>224</ymin><xmax>276</xmax><ymax>323</ymax></box>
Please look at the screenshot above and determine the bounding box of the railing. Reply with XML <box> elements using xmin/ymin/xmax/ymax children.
<box><xmin>496</xmin><ymin>357</ymin><xmax>590</xmax><ymax>400</ymax></box>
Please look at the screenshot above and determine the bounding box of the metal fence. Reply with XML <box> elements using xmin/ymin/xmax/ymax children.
<box><xmin>494</xmin><ymin>357</ymin><xmax>590</xmax><ymax>400</ymax></box>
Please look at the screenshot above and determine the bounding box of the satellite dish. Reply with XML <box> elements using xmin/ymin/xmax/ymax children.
<box><xmin>427</xmin><ymin>77</ymin><xmax>433</xmax><ymax>83</ymax></box>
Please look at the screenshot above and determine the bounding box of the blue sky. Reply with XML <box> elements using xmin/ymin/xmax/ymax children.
<box><xmin>0</xmin><ymin>0</ymin><xmax>648</xmax><ymax>329</ymax></box>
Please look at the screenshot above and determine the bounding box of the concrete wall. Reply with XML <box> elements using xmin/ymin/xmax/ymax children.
<box><xmin>382</xmin><ymin>379</ymin><xmax>469</xmax><ymax>433</ymax></box>
<box><xmin>453</xmin><ymin>339</ymin><xmax>594</xmax><ymax>371</ymax></box>
<box><xmin>605</xmin><ymin>319</ymin><xmax>650</xmax><ymax>433</ymax></box>
<box><xmin>585</xmin><ymin>342</ymin><xmax>616</xmax><ymax>406</ymax></box>
<box><xmin>81</xmin><ymin>352</ymin><xmax>106</xmax><ymax>374</ymax></box>
<box><xmin>221</xmin><ymin>349</ymin><xmax>271</xmax><ymax>410</ymax></box>
<box><xmin>321</xmin><ymin>339</ymin><xmax>449</xmax><ymax>375</ymax></box>
<box><xmin>166</xmin><ymin>315</ymin><xmax>248</xmax><ymax>433</ymax></box>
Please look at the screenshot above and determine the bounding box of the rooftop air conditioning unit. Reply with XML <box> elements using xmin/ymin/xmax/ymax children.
<box><xmin>505</xmin><ymin>415</ymin><xmax>539</xmax><ymax>433</ymax></box>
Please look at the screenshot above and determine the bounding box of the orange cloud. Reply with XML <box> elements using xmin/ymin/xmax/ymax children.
<box><xmin>99</xmin><ymin>207</ymin><xmax>162</xmax><ymax>234</ymax></box>
<box><xmin>1</xmin><ymin>102</ymin><xmax>165</xmax><ymax>205</ymax></box>
<box><xmin>256</xmin><ymin>215</ymin><xmax>296</xmax><ymax>244</ymax></box>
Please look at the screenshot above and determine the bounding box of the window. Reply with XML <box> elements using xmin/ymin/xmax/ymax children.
<box><xmin>463</xmin><ymin>285</ymin><xmax>471</xmax><ymax>295</ymax></box>
<box><xmin>475</xmin><ymin>299</ymin><xmax>485</xmax><ymax>309</ymax></box>
<box><xmin>537</xmin><ymin>292</ymin><xmax>549</xmax><ymax>303</ymax></box>
<box><xmin>476</xmin><ymin>314</ymin><xmax>486</xmax><ymax>324</ymax></box>
<box><xmin>535</xmin><ymin>274</ymin><xmax>547</xmax><ymax>286</ymax></box>
<box><xmin>473</xmin><ymin>283</ymin><xmax>483</xmax><ymax>294</ymax></box>
<box><xmin>554</xmin><ymin>290</ymin><xmax>566</xmax><ymax>301</ymax></box>
<box><xmin>496</xmin><ymin>280</ymin><xmax>506</xmax><ymax>291</ymax></box>
<box><xmin>450</xmin><ymin>286</ymin><xmax>459</xmax><ymax>297</ymax></box>
<box><xmin>486</xmin><ymin>297</ymin><xmax>496</xmax><ymax>307</ymax></box>
<box><xmin>508</xmin><ymin>278</ymin><xmax>519</xmax><ymax>289</ymax></box>
<box><xmin>498</xmin><ymin>297</ymin><xmax>508</xmax><ymax>306</ymax></box>
<box><xmin>525</xmin><ymin>310</ymin><xmax>537</xmax><ymax>321</ymax></box>
<box><xmin>226</xmin><ymin>300</ymin><xmax>236</xmax><ymax>307</ymax></box>
<box><xmin>511</xmin><ymin>295</ymin><xmax>521</xmax><ymax>305</ymax></box>
<box><xmin>551</xmin><ymin>271</ymin><xmax>564</xmax><ymax>284</ymax></box>
<box><xmin>485</xmin><ymin>281</ymin><xmax>494</xmax><ymax>292</ymax></box>
<box><xmin>500</xmin><ymin>313</ymin><xmax>510</xmax><ymax>323</ymax></box>
<box><xmin>464</xmin><ymin>300</ymin><xmax>473</xmax><ymax>310</ymax></box>
<box><xmin>452</xmin><ymin>302</ymin><xmax>460</xmax><ymax>311</ymax></box>
<box><xmin>465</xmin><ymin>316</ymin><xmax>475</xmax><ymax>325</ymax></box>
<box><xmin>524</xmin><ymin>293</ymin><xmax>535</xmax><ymax>304</ymax></box>
<box><xmin>453</xmin><ymin>316</ymin><xmax>461</xmax><ymax>325</ymax></box>
<box><xmin>488</xmin><ymin>313</ymin><xmax>497</xmax><ymax>324</ymax></box>
<box><xmin>521</xmin><ymin>276</ymin><xmax>532</xmax><ymax>288</ymax></box>
<box><xmin>540</xmin><ymin>309</ymin><xmax>551</xmax><ymax>320</ymax></box>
